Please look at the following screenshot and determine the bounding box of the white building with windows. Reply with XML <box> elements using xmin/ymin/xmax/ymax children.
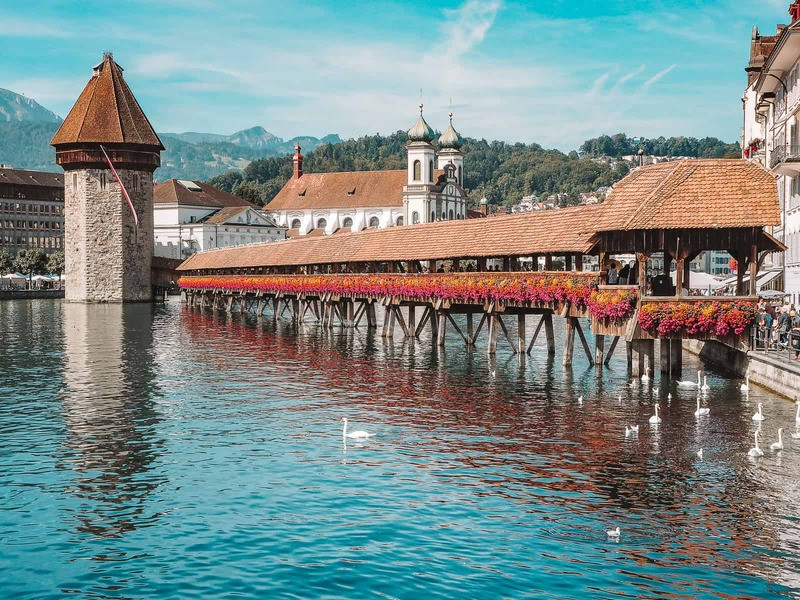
<box><xmin>153</xmin><ymin>179</ymin><xmax>285</xmax><ymax>259</ymax></box>
<box><xmin>743</xmin><ymin>5</ymin><xmax>800</xmax><ymax>302</ymax></box>
<box><xmin>265</xmin><ymin>106</ymin><xmax>471</xmax><ymax>236</ymax></box>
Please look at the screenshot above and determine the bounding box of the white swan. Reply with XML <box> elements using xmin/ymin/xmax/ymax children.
<box><xmin>578</xmin><ymin>395</ymin><xmax>584</xmax><ymax>405</ymax></box>
<box><xmin>667</xmin><ymin>393</ymin><xmax>672</xmax><ymax>402</ymax></box>
<box><xmin>795</xmin><ymin>401</ymin><xmax>800</xmax><ymax>427</ymax></box>
<box><xmin>751</xmin><ymin>403</ymin><xmax>765</xmax><ymax>422</ymax></box>
<box><xmin>649</xmin><ymin>403</ymin><xmax>662</xmax><ymax>424</ymax></box>
<box><xmin>625</xmin><ymin>425</ymin><xmax>639</xmax><ymax>436</ymax></box>
<box><xmin>740</xmin><ymin>376</ymin><xmax>750</xmax><ymax>392</ymax></box>
<box><xmin>641</xmin><ymin>366</ymin><xmax>650</xmax><ymax>382</ymax></box>
<box><xmin>697</xmin><ymin>448</ymin><xmax>704</xmax><ymax>458</ymax></box>
<box><xmin>701</xmin><ymin>376</ymin><xmax>710</xmax><ymax>392</ymax></box>
<box><xmin>748</xmin><ymin>430</ymin><xmax>764</xmax><ymax>457</ymax></box>
<box><xmin>606</xmin><ymin>527</ymin><xmax>620</xmax><ymax>538</ymax></box>
<box><xmin>678</xmin><ymin>370</ymin><xmax>701</xmax><ymax>388</ymax></box>
<box><xmin>771</xmin><ymin>428</ymin><xmax>784</xmax><ymax>452</ymax></box>
<box><xmin>694</xmin><ymin>398</ymin><xmax>710</xmax><ymax>417</ymax></box>
<box><xmin>790</xmin><ymin>429</ymin><xmax>800</xmax><ymax>440</ymax></box>
<box><xmin>341</xmin><ymin>418</ymin><xmax>374</xmax><ymax>440</ymax></box>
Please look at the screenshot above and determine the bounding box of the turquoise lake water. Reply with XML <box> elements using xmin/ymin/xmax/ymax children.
<box><xmin>1</xmin><ymin>299</ymin><xmax>800</xmax><ymax>599</ymax></box>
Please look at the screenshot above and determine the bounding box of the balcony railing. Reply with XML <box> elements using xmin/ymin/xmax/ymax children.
<box><xmin>770</xmin><ymin>144</ymin><xmax>800</xmax><ymax>169</ymax></box>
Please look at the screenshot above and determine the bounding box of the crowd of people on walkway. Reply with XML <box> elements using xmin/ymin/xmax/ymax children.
<box><xmin>755</xmin><ymin>301</ymin><xmax>800</xmax><ymax>360</ymax></box>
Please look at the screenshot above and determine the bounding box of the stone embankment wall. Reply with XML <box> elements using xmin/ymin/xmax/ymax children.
<box><xmin>64</xmin><ymin>168</ymin><xmax>153</xmax><ymax>303</ymax></box>
<box><xmin>0</xmin><ymin>290</ymin><xmax>65</xmax><ymax>300</ymax></box>
<box><xmin>684</xmin><ymin>339</ymin><xmax>800</xmax><ymax>402</ymax></box>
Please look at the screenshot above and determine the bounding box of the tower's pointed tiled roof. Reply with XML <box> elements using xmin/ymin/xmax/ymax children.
<box><xmin>51</xmin><ymin>53</ymin><xmax>164</xmax><ymax>149</ymax></box>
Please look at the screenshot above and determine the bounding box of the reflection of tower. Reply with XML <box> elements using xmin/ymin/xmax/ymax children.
<box><xmin>61</xmin><ymin>303</ymin><xmax>163</xmax><ymax>538</ymax></box>
<box><xmin>51</xmin><ymin>53</ymin><xmax>164</xmax><ymax>303</ymax></box>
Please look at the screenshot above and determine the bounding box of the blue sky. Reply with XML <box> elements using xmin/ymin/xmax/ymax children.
<box><xmin>0</xmin><ymin>0</ymin><xmax>793</xmax><ymax>149</ymax></box>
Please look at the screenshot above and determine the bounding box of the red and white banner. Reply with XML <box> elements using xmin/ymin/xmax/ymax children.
<box><xmin>100</xmin><ymin>145</ymin><xmax>139</xmax><ymax>227</ymax></box>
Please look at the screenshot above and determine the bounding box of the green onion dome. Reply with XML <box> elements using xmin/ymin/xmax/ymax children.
<box><xmin>438</xmin><ymin>112</ymin><xmax>463</xmax><ymax>149</ymax></box>
<box><xmin>407</xmin><ymin>104</ymin><xmax>435</xmax><ymax>142</ymax></box>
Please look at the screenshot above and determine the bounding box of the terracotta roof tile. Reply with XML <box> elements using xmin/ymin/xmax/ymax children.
<box><xmin>154</xmin><ymin>180</ymin><xmax>257</xmax><ymax>209</ymax></box>
<box><xmin>266</xmin><ymin>170</ymin><xmax>407</xmax><ymax>211</ymax></box>
<box><xmin>595</xmin><ymin>159</ymin><xmax>779</xmax><ymax>231</ymax></box>
<box><xmin>177</xmin><ymin>206</ymin><xmax>600</xmax><ymax>271</ymax></box>
<box><xmin>51</xmin><ymin>54</ymin><xmax>164</xmax><ymax>149</ymax></box>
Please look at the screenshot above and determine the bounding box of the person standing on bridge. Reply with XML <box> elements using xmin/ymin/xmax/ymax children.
<box><xmin>607</xmin><ymin>263</ymin><xmax>619</xmax><ymax>285</ymax></box>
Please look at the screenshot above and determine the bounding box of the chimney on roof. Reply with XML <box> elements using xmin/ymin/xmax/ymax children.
<box><xmin>293</xmin><ymin>143</ymin><xmax>303</xmax><ymax>179</ymax></box>
<box><xmin>480</xmin><ymin>196</ymin><xmax>489</xmax><ymax>216</ymax></box>
<box><xmin>791</xmin><ymin>1</ymin><xmax>800</xmax><ymax>22</ymax></box>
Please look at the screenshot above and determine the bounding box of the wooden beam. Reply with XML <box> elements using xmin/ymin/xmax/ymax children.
<box><xmin>446</xmin><ymin>312</ymin><xmax>469</xmax><ymax>345</ymax></box>
<box><xmin>437</xmin><ymin>311</ymin><xmax>447</xmax><ymax>346</ymax></box>
<box><xmin>487</xmin><ymin>313</ymin><xmax>498</xmax><ymax>355</ymax></box>
<box><xmin>594</xmin><ymin>334</ymin><xmax>604</xmax><ymax>368</ymax></box>
<box><xmin>604</xmin><ymin>336</ymin><xmax>619</xmax><ymax>365</ymax></box>
<box><xmin>563</xmin><ymin>316</ymin><xmax>576</xmax><ymax>366</ymax></box>
<box><xmin>670</xmin><ymin>338</ymin><xmax>682</xmax><ymax>377</ymax></box>
<box><xmin>517</xmin><ymin>313</ymin><xmax>526</xmax><ymax>354</ymax></box>
<box><xmin>394</xmin><ymin>306</ymin><xmax>411</xmax><ymax>337</ymax></box>
<box><xmin>473</xmin><ymin>312</ymin><xmax>488</xmax><ymax>342</ymax></box>
<box><xmin>749</xmin><ymin>240</ymin><xmax>758</xmax><ymax>296</ymax></box>
<box><xmin>496</xmin><ymin>314</ymin><xmax>518</xmax><ymax>354</ymax></box>
<box><xmin>466</xmin><ymin>313</ymin><xmax>474</xmax><ymax>345</ymax></box>
<box><xmin>660</xmin><ymin>339</ymin><xmax>671</xmax><ymax>374</ymax></box>
<box><xmin>527</xmin><ymin>314</ymin><xmax>546</xmax><ymax>354</ymax></box>
<box><xmin>544</xmin><ymin>312</ymin><xmax>555</xmax><ymax>355</ymax></box>
<box><xmin>573</xmin><ymin>318</ymin><xmax>595</xmax><ymax>365</ymax></box>
<box><xmin>414</xmin><ymin>306</ymin><xmax>431</xmax><ymax>338</ymax></box>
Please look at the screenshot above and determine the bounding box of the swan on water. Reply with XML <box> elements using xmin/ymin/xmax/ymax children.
<box><xmin>790</xmin><ymin>430</ymin><xmax>800</xmax><ymax>440</ymax></box>
<box><xmin>641</xmin><ymin>367</ymin><xmax>650</xmax><ymax>382</ymax></box>
<box><xmin>341</xmin><ymin>418</ymin><xmax>375</xmax><ymax>440</ymax></box>
<box><xmin>649</xmin><ymin>403</ymin><xmax>662</xmax><ymax>424</ymax></box>
<box><xmin>752</xmin><ymin>403</ymin><xmax>765</xmax><ymax>422</ymax></box>
<box><xmin>740</xmin><ymin>376</ymin><xmax>750</xmax><ymax>392</ymax></box>
<box><xmin>771</xmin><ymin>428</ymin><xmax>784</xmax><ymax>452</ymax></box>
<box><xmin>697</xmin><ymin>448</ymin><xmax>704</xmax><ymax>458</ymax></box>
<box><xmin>701</xmin><ymin>376</ymin><xmax>710</xmax><ymax>392</ymax></box>
<box><xmin>678</xmin><ymin>370</ymin><xmax>701</xmax><ymax>388</ymax></box>
<box><xmin>748</xmin><ymin>430</ymin><xmax>764</xmax><ymax>457</ymax></box>
<box><xmin>606</xmin><ymin>527</ymin><xmax>621</xmax><ymax>538</ymax></box>
<box><xmin>625</xmin><ymin>425</ymin><xmax>639</xmax><ymax>436</ymax></box>
<box><xmin>694</xmin><ymin>398</ymin><xmax>710</xmax><ymax>417</ymax></box>
<box><xmin>667</xmin><ymin>393</ymin><xmax>672</xmax><ymax>402</ymax></box>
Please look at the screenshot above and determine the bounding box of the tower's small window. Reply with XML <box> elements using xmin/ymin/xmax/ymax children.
<box><xmin>99</xmin><ymin>172</ymin><xmax>108</xmax><ymax>190</ymax></box>
<box><xmin>72</xmin><ymin>174</ymin><xmax>77</xmax><ymax>189</ymax></box>
<box><xmin>317</xmin><ymin>218</ymin><xmax>327</xmax><ymax>229</ymax></box>
<box><xmin>429</xmin><ymin>160</ymin><xmax>433</xmax><ymax>182</ymax></box>
<box><xmin>290</xmin><ymin>219</ymin><xmax>301</xmax><ymax>229</ymax></box>
<box><xmin>458</xmin><ymin>165</ymin><xmax>462</xmax><ymax>184</ymax></box>
<box><xmin>430</xmin><ymin>211</ymin><xmax>435</xmax><ymax>222</ymax></box>
<box><xmin>448</xmin><ymin>209</ymin><xmax>454</xmax><ymax>220</ymax></box>
<box><xmin>412</xmin><ymin>211</ymin><xmax>419</xmax><ymax>224</ymax></box>
<box><xmin>413</xmin><ymin>160</ymin><xmax>421</xmax><ymax>181</ymax></box>
<box><xmin>368</xmin><ymin>216</ymin><xmax>380</xmax><ymax>228</ymax></box>
<box><xmin>342</xmin><ymin>217</ymin><xmax>353</xmax><ymax>228</ymax></box>
<box><xmin>396</xmin><ymin>216</ymin><xmax>404</xmax><ymax>226</ymax></box>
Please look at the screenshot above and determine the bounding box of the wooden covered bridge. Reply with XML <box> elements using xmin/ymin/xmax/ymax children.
<box><xmin>176</xmin><ymin>159</ymin><xmax>784</xmax><ymax>377</ymax></box>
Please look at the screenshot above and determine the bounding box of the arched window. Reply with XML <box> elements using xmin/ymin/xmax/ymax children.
<box><xmin>458</xmin><ymin>165</ymin><xmax>462</xmax><ymax>184</ymax></box>
<box><xmin>429</xmin><ymin>160</ymin><xmax>433</xmax><ymax>182</ymax></box>
<box><xmin>431</xmin><ymin>211</ymin><xmax>436</xmax><ymax>222</ymax></box>
<box><xmin>317</xmin><ymin>218</ymin><xmax>327</xmax><ymax>229</ymax></box>
<box><xmin>412</xmin><ymin>211</ymin><xmax>420</xmax><ymax>224</ymax></box>
<box><xmin>413</xmin><ymin>160</ymin><xmax>421</xmax><ymax>181</ymax></box>
<box><xmin>290</xmin><ymin>219</ymin><xmax>301</xmax><ymax>229</ymax></box>
<box><xmin>441</xmin><ymin>211</ymin><xmax>446</xmax><ymax>220</ymax></box>
<box><xmin>368</xmin><ymin>216</ymin><xmax>380</xmax><ymax>228</ymax></box>
<box><xmin>448</xmin><ymin>209</ymin><xmax>454</xmax><ymax>220</ymax></box>
<box><xmin>342</xmin><ymin>217</ymin><xmax>353</xmax><ymax>228</ymax></box>
<box><xmin>396</xmin><ymin>216</ymin><xmax>404</xmax><ymax>226</ymax></box>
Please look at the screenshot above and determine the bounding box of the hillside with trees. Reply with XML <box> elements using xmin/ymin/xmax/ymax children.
<box><xmin>210</xmin><ymin>132</ymin><xmax>633</xmax><ymax>211</ymax></box>
<box><xmin>579</xmin><ymin>133</ymin><xmax>740</xmax><ymax>159</ymax></box>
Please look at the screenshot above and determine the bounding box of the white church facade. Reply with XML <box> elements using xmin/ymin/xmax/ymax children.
<box><xmin>265</xmin><ymin>106</ymin><xmax>472</xmax><ymax>236</ymax></box>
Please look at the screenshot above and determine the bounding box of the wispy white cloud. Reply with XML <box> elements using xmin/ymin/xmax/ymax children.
<box><xmin>441</xmin><ymin>0</ymin><xmax>503</xmax><ymax>58</ymax></box>
<box><xmin>642</xmin><ymin>65</ymin><xmax>677</xmax><ymax>92</ymax></box>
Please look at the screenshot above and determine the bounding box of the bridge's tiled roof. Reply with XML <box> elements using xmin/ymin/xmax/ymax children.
<box><xmin>177</xmin><ymin>205</ymin><xmax>600</xmax><ymax>271</ymax></box>
<box><xmin>596</xmin><ymin>159</ymin><xmax>779</xmax><ymax>231</ymax></box>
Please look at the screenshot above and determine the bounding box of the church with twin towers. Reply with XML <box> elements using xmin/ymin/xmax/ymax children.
<box><xmin>265</xmin><ymin>105</ymin><xmax>473</xmax><ymax>237</ymax></box>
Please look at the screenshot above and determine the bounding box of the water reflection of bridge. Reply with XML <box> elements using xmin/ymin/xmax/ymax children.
<box><xmin>177</xmin><ymin>160</ymin><xmax>784</xmax><ymax>379</ymax></box>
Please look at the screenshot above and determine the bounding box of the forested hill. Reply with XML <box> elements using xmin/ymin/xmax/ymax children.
<box><xmin>211</xmin><ymin>132</ymin><xmax>740</xmax><ymax>210</ymax></box>
<box><xmin>580</xmin><ymin>133</ymin><xmax>740</xmax><ymax>159</ymax></box>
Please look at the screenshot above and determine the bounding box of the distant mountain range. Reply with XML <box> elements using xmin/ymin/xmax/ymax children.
<box><xmin>0</xmin><ymin>87</ymin><xmax>341</xmax><ymax>180</ymax></box>
<box><xmin>0</xmin><ymin>88</ymin><xmax>61</xmax><ymax>123</ymax></box>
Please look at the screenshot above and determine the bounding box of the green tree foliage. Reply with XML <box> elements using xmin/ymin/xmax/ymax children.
<box><xmin>0</xmin><ymin>248</ymin><xmax>13</xmax><ymax>274</ymax></box>
<box><xmin>579</xmin><ymin>133</ymin><xmax>740</xmax><ymax>159</ymax></box>
<box><xmin>13</xmin><ymin>247</ymin><xmax>47</xmax><ymax>286</ymax></box>
<box><xmin>225</xmin><ymin>132</ymin><xmax>633</xmax><ymax>211</ymax></box>
<box><xmin>47</xmin><ymin>250</ymin><xmax>65</xmax><ymax>275</ymax></box>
